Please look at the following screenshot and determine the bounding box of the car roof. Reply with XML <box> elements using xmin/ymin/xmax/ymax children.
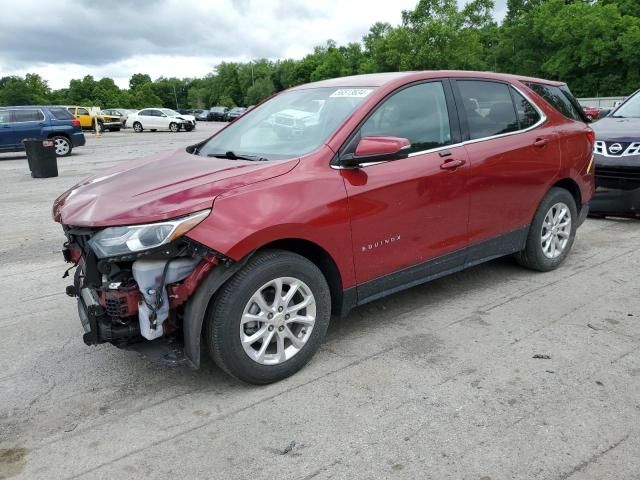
<box><xmin>289</xmin><ymin>71</ymin><xmax>565</xmax><ymax>90</ymax></box>
<box><xmin>0</xmin><ymin>105</ymin><xmax>63</xmax><ymax>109</ymax></box>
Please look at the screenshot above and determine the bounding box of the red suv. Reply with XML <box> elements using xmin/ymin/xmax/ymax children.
<box><xmin>53</xmin><ymin>71</ymin><xmax>595</xmax><ymax>384</ymax></box>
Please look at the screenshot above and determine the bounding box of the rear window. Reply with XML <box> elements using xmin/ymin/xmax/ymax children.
<box><xmin>526</xmin><ymin>83</ymin><xmax>585</xmax><ymax>122</ymax></box>
<box><xmin>456</xmin><ymin>80</ymin><xmax>519</xmax><ymax>140</ymax></box>
<box><xmin>48</xmin><ymin>107</ymin><xmax>74</xmax><ymax>120</ymax></box>
<box><xmin>13</xmin><ymin>109</ymin><xmax>44</xmax><ymax>122</ymax></box>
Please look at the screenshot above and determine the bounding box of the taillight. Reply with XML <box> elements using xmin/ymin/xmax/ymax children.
<box><xmin>586</xmin><ymin>128</ymin><xmax>595</xmax><ymax>145</ymax></box>
<box><xmin>71</xmin><ymin>119</ymin><xmax>80</xmax><ymax>127</ymax></box>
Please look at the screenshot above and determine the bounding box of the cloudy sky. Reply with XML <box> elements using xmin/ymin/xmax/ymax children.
<box><xmin>0</xmin><ymin>0</ymin><xmax>507</xmax><ymax>89</ymax></box>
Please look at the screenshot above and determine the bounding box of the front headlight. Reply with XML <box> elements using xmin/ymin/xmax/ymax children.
<box><xmin>88</xmin><ymin>209</ymin><xmax>210</xmax><ymax>258</ymax></box>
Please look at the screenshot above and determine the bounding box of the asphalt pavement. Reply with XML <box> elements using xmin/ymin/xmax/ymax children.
<box><xmin>1</xmin><ymin>124</ymin><xmax>639</xmax><ymax>479</ymax></box>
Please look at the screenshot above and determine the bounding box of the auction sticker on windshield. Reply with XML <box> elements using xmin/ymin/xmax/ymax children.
<box><xmin>330</xmin><ymin>88</ymin><xmax>373</xmax><ymax>98</ymax></box>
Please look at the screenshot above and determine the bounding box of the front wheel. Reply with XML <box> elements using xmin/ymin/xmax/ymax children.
<box><xmin>205</xmin><ymin>250</ymin><xmax>331</xmax><ymax>384</ymax></box>
<box><xmin>133</xmin><ymin>122</ymin><xmax>143</xmax><ymax>133</ymax></box>
<box><xmin>52</xmin><ymin>136</ymin><xmax>72</xmax><ymax>156</ymax></box>
<box><xmin>169</xmin><ymin>122</ymin><xmax>179</xmax><ymax>132</ymax></box>
<box><xmin>516</xmin><ymin>187</ymin><xmax>577</xmax><ymax>272</ymax></box>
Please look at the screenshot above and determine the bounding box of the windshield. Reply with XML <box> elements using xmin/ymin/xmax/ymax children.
<box><xmin>162</xmin><ymin>109</ymin><xmax>180</xmax><ymax>116</ymax></box>
<box><xmin>199</xmin><ymin>86</ymin><xmax>375</xmax><ymax>160</ymax></box>
<box><xmin>612</xmin><ymin>91</ymin><xmax>640</xmax><ymax>118</ymax></box>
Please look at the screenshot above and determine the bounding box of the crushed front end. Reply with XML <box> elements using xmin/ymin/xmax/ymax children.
<box><xmin>59</xmin><ymin>210</ymin><xmax>223</xmax><ymax>364</ymax></box>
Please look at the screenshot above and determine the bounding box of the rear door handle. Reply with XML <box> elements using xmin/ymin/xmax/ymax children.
<box><xmin>440</xmin><ymin>159</ymin><xmax>466</xmax><ymax>170</ymax></box>
<box><xmin>533</xmin><ymin>138</ymin><xmax>548</xmax><ymax>148</ymax></box>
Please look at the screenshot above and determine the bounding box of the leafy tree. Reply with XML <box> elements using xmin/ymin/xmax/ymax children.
<box><xmin>0</xmin><ymin>74</ymin><xmax>50</xmax><ymax>105</ymax></box>
<box><xmin>245</xmin><ymin>77</ymin><xmax>275</xmax><ymax>105</ymax></box>
<box><xmin>129</xmin><ymin>73</ymin><xmax>152</xmax><ymax>92</ymax></box>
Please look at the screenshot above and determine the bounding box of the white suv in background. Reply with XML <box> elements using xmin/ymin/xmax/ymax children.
<box><xmin>128</xmin><ymin>108</ymin><xmax>196</xmax><ymax>132</ymax></box>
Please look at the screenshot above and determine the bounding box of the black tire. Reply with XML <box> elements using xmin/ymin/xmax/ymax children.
<box><xmin>97</xmin><ymin>121</ymin><xmax>104</xmax><ymax>133</ymax></box>
<box><xmin>204</xmin><ymin>249</ymin><xmax>331</xmax><ymax>384</ymax></box>
<box><xmin>185</xmin><ymin>124</ymin><xmax>194</xmax><ymax>132</ymax></box>
<box><xmin>133</xmin><ymin>122</ymin><xmax>143</xmax><ymax>133</ymax></box>
<box><xmin>169</xmin><ymin>122</ymin><xmax>179</xmax><ymax>132</ymax></box>
<box><xmin>516</xmin><ymin>187</ymin><xmax>577</xmax><ymax>272</ymax></box>
<box><xmin>51</xmin><ymin>135</ymin><xmax>72</xmax><ymax>157</ymax></box>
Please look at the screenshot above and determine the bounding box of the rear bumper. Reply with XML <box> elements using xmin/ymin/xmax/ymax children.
<box><xmin>589</xmin><ymin>187</ymin><xmax>640</xmax><ymax>218</ymax></box>
<box><xmin>72</xmin><ymin>132</ymin><xmax>86</xmax><ymax>147</ymax></box>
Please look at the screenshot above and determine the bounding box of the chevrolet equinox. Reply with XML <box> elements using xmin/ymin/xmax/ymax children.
<box><xmin>53</xmin><ymin>71</ymin><xmax>595</xmax><ymax>384</ymax></box>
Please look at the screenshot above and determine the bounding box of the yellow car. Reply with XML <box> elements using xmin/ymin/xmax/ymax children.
<box><xmin>65</xmin><ymin>106</ymin><xmax>122</xmax><ymax>132</ymax></box>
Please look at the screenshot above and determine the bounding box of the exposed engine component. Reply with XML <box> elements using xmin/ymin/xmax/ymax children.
<box><xmin>132</xmin><ymin>258</ymin><xmax>201</xmax><ymax>340</ymax></box>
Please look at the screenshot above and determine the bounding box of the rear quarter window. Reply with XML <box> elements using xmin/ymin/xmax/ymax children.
<box><xmin>526</xmin><ymin>83</ymin><xmax>585</xmax><ymax>122</ymax></box>
<box><xmin>48</xmin><ymin>107</ymin><xmax>74</xmax><ymax>120</ymax></box>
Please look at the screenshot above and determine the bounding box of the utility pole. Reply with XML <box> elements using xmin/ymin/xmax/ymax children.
<box><xmin>173</xmin><ymin>84</ymin><xmax>179</xmax><ymax>109</ymax></box>
<box><xmin>250</xmin><ymin>60</ymin><xmax>255</xmax><ymax>87</ymax></box>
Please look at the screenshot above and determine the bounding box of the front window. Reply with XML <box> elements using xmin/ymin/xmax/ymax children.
<box><xmin>360</xmin><ymin>82</ymin><xmax>451</xmax><ymax>154</ymax></box>
<box><xmin>612</xmin><ymin>90</ymin><xmax>640</xmax><ymax>118</ymax></box>
<box><xmin>199</xmin><ymin>86</ymin><xmax>375</xmax><ymax>160</ymax></box>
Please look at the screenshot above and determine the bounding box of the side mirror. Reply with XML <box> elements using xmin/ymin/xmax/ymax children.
<box><xmin>339</xmin><ymin>136</ymin><xmax>411</xmax><ymax>168</ymax></box>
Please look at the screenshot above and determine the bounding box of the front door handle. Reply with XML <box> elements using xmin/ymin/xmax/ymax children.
<box><xmin>440</xmin><ymin>158</ymin><xmax>466</xmax><ymax>170</ymax></box>
<box><xmin>533</xmin><ymin>138</ymin><xmax>548</xmax><ymax>148</ymax></box>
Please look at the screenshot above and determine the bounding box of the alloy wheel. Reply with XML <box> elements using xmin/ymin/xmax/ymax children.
<box><xmin>541</xmin><ymin>202</ymin><xmax>572</xmax><ymax>259</ymax></box>
<box><xmin>240</xmin><ymin>277</ymin><xmax>316</xmax><ymax>365</ymax></box>
<box><xmin>54</xmin><ymin>138</ymin><xmax>70</xmax><ymax>156</ymax></box>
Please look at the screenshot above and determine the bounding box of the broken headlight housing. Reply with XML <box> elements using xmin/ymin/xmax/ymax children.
<box><xmin>88</xmin><ymin>209</ymin><xmax>210</xmax><ymax>259</ymax></box>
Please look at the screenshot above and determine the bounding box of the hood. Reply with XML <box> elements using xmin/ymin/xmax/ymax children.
<box><xmin>592</xmin><ymin>117</ymin><xmax>640</xmax><ymax>142</ymax></box>
<box><xmin>53</xmin><ymin>149</ymin><xmax>299</xmax><ymax>227</ymax></box>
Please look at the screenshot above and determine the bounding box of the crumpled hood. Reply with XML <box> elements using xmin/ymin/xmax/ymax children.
<box><xmin>53</xmin><ymin>149</ymin><xmax>298</xmax><ymax>227</ymax></box>
<box><xmin>592</xmin><ymin>117</ymin><xmax>640</xmax><ymax>142</ymax></box>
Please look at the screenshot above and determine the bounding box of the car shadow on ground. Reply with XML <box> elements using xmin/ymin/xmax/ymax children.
<box><xmin>187</xmin><ymin>255</ymin><xmax>525</xmax><ymax>385</ymax></box>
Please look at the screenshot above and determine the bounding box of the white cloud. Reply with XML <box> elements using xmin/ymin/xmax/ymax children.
<box><xmin>0</xmin><ymin>0</ymin><xmax>506</xmax><ymax>89</ymax></box>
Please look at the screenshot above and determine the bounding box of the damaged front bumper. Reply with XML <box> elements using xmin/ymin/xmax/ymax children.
<box><xmin>61</xmin><ymin>227</ymin><xmax>225</xmax><ymax>367</ymax></box>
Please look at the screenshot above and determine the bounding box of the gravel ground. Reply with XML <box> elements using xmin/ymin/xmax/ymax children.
<box><xmin>1</xmin><ymin>125</ymin><xmax>639</xmax><ymax>480</ymax></box>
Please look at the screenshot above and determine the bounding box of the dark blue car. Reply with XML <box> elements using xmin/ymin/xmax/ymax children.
<box><xmin>0</xmin><ymin>106</ymin><xmax>86</xmax><ymax>157</ymax></box>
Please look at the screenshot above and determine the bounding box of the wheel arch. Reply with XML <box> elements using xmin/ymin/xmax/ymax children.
<box><xmin>552</xmin><ymin>178</ymin><xmax>581</xmax><ymax>209</ymax></box>
<box><xmin>47</xmin><ymin>131</ymin><xmax>71</xmax><ymax>142</ymax></box>
<box><xmin>183</xmin><ymin>237</ymin><xmax>352</xmax><ymax>369</ymax></box>
<box><xmin>256</xmin><ymin>238</ymin><xmax>346</xmax><ymax>317</ymax></box>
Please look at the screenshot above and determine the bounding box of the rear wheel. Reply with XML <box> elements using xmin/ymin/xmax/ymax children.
<box><xmin>169</xmin><ymin>122</ymin><xmax>179</xmax><ymax>132</ymax></box>
<box><xmin>97</xmin><ymin>121</ymin><xmax>104</xmax><ymax>133</ymax></box>
<box><xmin>516</xmin><ymin>187</ymin><xmax>577</xmax><ymax>272</ymax></box>
<box><xmin>52</xmin><ymin>136</ymin><xmax>72</xmax><ymax>156</ymax></box>
<box><xmin>205</xmin><ymin>250</ymin><xmax>331</xmax><ymax>384</ymax></box>
<box><xmin>133</xmin><ymin>122</ymin><xmax>143</xmax><ymax>133</ymax></box>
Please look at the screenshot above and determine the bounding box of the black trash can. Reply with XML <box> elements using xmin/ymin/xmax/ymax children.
<box><xmin>24</xmin><ymin>138</ymin><xmax>58</xmax><ymax>178</ymax></box>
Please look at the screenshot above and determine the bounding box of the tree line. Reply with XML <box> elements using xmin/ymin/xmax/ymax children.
<box><xmin>1</xmin><ymin>0</ymin><xmax>639</xmax><ymax>110</ymax></box>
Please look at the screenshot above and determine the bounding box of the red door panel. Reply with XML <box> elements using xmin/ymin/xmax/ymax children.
<box><xmin>342</xmin><ymin>146</ymin><xmax>470</xmax><ymax>284</ymax></box>
<box><xmin>463</xmin><ymin>126</ymin><xmax>561</xmax><ymax>244</ymax></box>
